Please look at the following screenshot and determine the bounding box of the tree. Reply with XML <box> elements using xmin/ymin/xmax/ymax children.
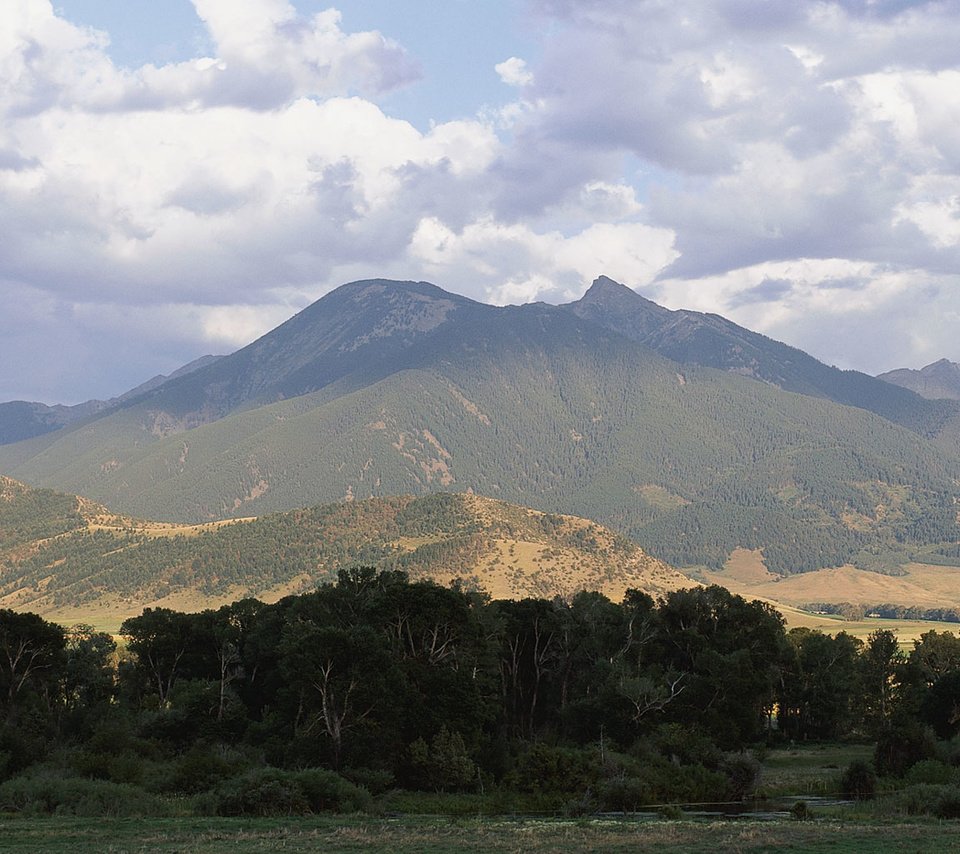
<box><xmin>278</xmin><ymin>586</ymin><xmax>393</xmax><ymax>768</ymax></box>
<box><xmin>120</xmin><ymin>608</ymin><xmax>196</xmax><ymax>707</ymax></box>
<box><xmin>653</xmin><ymin>586</ymin><xmax>788</xmax><ymax>747</ymax></box>
<box><xmin>492</xmin><ymin>598</ymin><xmax>565</xmax><ymax>739</ymax></box>
<box><xmin>778</xmin><ymin>629</ymin><xmax>861</xmax><ymax>740</ymax></box>
<box><xmin>0</xmin><ymin>609</ymin><xmax>65</xmax><ymax>724</ymax></box>
<box><xmin>858</xmin><ymin>629</ymin><xmax>904</xmax><ymax>736</ymax></box>
<box><xmin>62</xmin><ymin>624</ymin><xmax>115</xmax><ymax>733</ymax></box>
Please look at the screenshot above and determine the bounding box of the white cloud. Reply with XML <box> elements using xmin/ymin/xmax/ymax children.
<box><xmin>495</xmin><ymin>56</ymin><xmax>533</xmax><ymax>87</ymax></box>
<box><xmin>7</xmin><ymin>0</ymin><xmax>960</xmax><ymax>401</ymax></box>
<box><xmin>409</xmin><ymin>216</ymin><xmax>677</xmax><ymax>305</ymax></box>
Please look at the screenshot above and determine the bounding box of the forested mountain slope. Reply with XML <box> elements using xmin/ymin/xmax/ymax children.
<box><xmin>0</xmin><ymin>355</ymin><xmax>222</xmax><ymax>445</ymax></box>
<box><xmin>0</xmin><ymin>479</ymin><xmax>688</xmax><ymax>625</ymax></box>
<box><xmin>1</xmin><ymin>279</ymin><xmax>959</xmax><ymax>576</ymax></box>
<box><xmin>566</xmin><ymin>276</ymin><xmax>959</xmax><ymax>436</ymax></box>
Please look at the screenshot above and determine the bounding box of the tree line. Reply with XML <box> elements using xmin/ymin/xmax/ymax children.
<box><xmin>2</xmin><ymin>572</ymin><xmax>960</xmax><ymax>815</ymax></box>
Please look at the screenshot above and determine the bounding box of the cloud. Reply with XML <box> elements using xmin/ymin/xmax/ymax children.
<box><xmin>408</xmin><ymin>216</ymin><xmax>677</xmax><ymax>305</ymax></box>
<box><xmin>0</xmin><ymin>0</ymin><xmax>419</xmax><ymax>116</ymax></box>
<box><xmin>5</xmin><ymin>0</ymin><xmax>960</xmax><ymax>402</ymax></box>
<box><xmin>495</xmin><ymin>57</ymin><xmax>533</xmax><ymax>87</ymax></box>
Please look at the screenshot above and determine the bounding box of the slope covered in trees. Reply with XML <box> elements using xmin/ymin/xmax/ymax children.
<box><xmin>1</xmin><ymin>280</ymin><xmax>959</xmax><ymax>576</ymax></box>
<box><xmin>0</xmin><ymin>480</ymin><xmax>688</xmax><ymax>626</ymax></box>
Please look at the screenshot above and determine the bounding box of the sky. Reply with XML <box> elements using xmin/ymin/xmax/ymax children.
<box><xmin>3</xmin><ymin>0</ymin><xmax>960</xmax><ymax>403</ymax></box>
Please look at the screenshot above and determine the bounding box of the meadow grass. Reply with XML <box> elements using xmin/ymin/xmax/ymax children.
<box><xmin>2</xmin><ymin>814</ymin><xmax>959</xmax><ymax>853</ymax></box>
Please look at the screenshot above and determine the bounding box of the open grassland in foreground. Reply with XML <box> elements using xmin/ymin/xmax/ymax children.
<box><xmin>2</xmin><ymin>815</ymin><xmax>960</xmax><ymax>853</ymax></box>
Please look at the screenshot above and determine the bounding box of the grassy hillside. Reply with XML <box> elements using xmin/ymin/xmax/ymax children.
<box><xmin>0</xmin><ymin>481</ymin><xmax>689</xmax><ymax>629</ymax></box>
<box><xmin>2</xmin><ymin>281</ymin><xmax>959</xmax><ymax>576</ymax></box>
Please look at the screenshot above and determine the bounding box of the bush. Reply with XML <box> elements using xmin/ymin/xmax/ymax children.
<box><xmin>880</xmin><ymin>783</ymin><xmax>960</xmax><ymax>818</ymax></box>
<box><xmin>721</xmin><ymin>754</ymin><xmax>761</xmax><ymax>800</ymax></box>
<box><xmin>341</xmin><ymin>766</ymin><xmax>394</xmax><ymax>796</ymax></box>
<box><xmin>505</xmin><ymin>744</ymin><xmax>600</xmax><ymax>795</ymax></box>
<box><xmin>0</xmin><ymin>773</ymin><xmax>167</xmax><ymax>816</ymax></box>
<box><xmin>598</xmin><ymin>775</ymin><xmax>649</xmax><ymax>812</ymax></box>
<box><xmin>904</xmin><ymin>759</ymin><xmax>956</xmax><ymax>787</ymax></box>
<box><xmin>295</xmin><ymin>768</ymin><xmax>373</xmax><ymax>813</ymax></box>
<box><xmin>839</xmin><ymin>760</ymin><xmax>876</xmax><ymax>801</ymax></box>
<box><xmin>874</xmin><ymin>725</ymin><xmax>936</xmax><ymax>778</ymax></box>
<box><xmin>651</xmin><ymin>724</ymin><xmax>723</xmax><ymax>769</ymax></box>
<box><xmin>935</xmin><ymin>788</ymin><xmax>960</xmax><ymax>819</ymax></box>
<box><xmin>199</xmin><ymin>767</ymin><xmax>372</xmax><ymax>816</ymax></box>
<box><xmin>407</xmin><ymin>727</ymin><xmax>476</xmax><ymax>792</ymax></box>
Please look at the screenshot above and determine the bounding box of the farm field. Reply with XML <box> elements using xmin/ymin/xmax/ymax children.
<box><xmin>705</xmin><ymin>549</ymin><xmax>960</xmax><ymax>611</ymax></box>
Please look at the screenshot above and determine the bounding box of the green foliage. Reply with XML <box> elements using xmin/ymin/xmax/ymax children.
<box><xmin>879</xmin><ymin>783</ymin><xmax>960</xmax><ymax>819</ymax></box>
<box><xmin>5</xmin><ymin>573</ymin><xmax>960</xmax><ymax>822</ymax></box>
<box><xmin>0</xmin><ymin>478</ymin><xmax>84</xmax><ymax>550</ymax></box>
<box><xmin>0</xmin><ymin>771</ymin><xmax>169</xmax><ymax>816</ymax></box>
<box><xmin>721</xmin><ymin>754</ymin><xmax>761</xmax><ymax>801</ymax></box>
<box><xmin>199</xmin><ymin>767</ymin><xmax>372</xmax><ymax>816</ymax></box>
<box><xmin>839</xmin><ymin>760</ymin><xmax>877</xmax><ymax>800</ymax></box>
<box><xmin>904</xmin><ymin>759</ymin><xmax>956</xmax><ymax>786</ymax></box>
<box><xmin>407</xmin><ymin>727</ymin><xmax>476</xmax><ymax>792</ymax></box>
<box><xmin>505</xmin><ymin>744</ymin><xmax>601</xmax><ymax>795</ymax></box>
<box><xmin>874</xmin><ymin>724</ymin><xmax>938</xmax><ymax>778</ymax></box>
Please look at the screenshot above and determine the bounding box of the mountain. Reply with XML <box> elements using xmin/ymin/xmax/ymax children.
<box><xmin>1</xmin><ymin>278</ymin><xmax>959</xmax><ymax>577</ymax></box>
<box><xmin>0</xmin><ymin>354</ymin><xmax>222</xmax><ymax>445</ymax></box>
<box><xmin>0</xmin><ymin>477</ymin><xmax>690</xmax><ymax>629</ymax></box>
<box><xmin>878</xmin><ymin>359</ymin><xmax>960</xmax><ymax>401</ymax></box>
<box><xmin>566</xmin><ymin>276</ymin><xmax>959</xmax><ymax>436</ymax></box>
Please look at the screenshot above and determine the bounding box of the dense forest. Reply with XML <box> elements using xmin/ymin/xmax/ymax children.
<box><xmin>3</xmin><ymin>571</ymin><xmax>960</xmax><ymax>818</ymax></box>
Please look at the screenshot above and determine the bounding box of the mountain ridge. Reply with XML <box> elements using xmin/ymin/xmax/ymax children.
<box><xmin>2</xmin><ymin>277</ymin><xmax>959</xmax><ymax>577</ymax></box>
<box><xmin>879</xmin><ymin>359</ymin><xmax>960</xmax><ymax>401</ymax></box>
<box><xmin>566</xmin><ymin>277</ymin><xmax>958</xmax><ymax>437</ymax></box>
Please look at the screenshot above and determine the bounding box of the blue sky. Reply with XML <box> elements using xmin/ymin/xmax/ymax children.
<box><xmin>56</xmin><ymin>1</ymin><xmax>538</xmax><ymax>128</ymax></box>
<box><xmin>5</xmin><ymin>1</ymin><xmax>960</xmax><ymax>402</ymax></box>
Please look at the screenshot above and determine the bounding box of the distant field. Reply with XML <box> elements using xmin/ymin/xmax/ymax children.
<box><xmin>772</xmin><ymin>605</ymin><xmax>955</xmax><ymax>644</ymax></box>
<box><xmin>705</xmin><ymin>549</ymin><xmax>960</xmax><ymax>611</ymax></box>
<box><xmin>2</xmin><ymin>815</ymin><xmax>959</xmax><ymax>853</ymax></box>
<box><xmin>696</xmin><ymin>548</ymin><xmax>960</xmax><ymax>643</ymax></box>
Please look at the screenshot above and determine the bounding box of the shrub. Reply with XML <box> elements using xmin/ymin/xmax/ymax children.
<box><xmin>839</xmin><ymin>760</ymin><xmax>876</xmax><ymax>801</ymax></box>
<box><xmin>721</xmin><ymin>754</ymin><xmax>761</xmax><ymax>800</ymax></box>
<box><xmin>874</xmin><ymin>724</ymin><xmax>936</xmax><ymax>778</ymax></box>
<box><xmin>935</xmin><ymin>788</ymin><xmax>960</xmax><ymax>819</ymax></box>
<box><xmin>200</xmin><ymin>767</ymin><xmax>371</xmax><ymax>816</ymax></box>
<box><xmin>505</xmin><ymin>744</ymin><xmax>600</xmax><ymax>795</ymax></box>
<box><xmin>904</xmin><ymin>759</ymin><xmax>955</xmax><ymax>787</ymax></box>
<box><xmin>0</xmin><ymin>773</ymin><xmax>167</xmax><ymax>817</ymax></box>
<box><xmin>295</xmin><ymin>768</ymin><xmax>373</xmax><ymax>813</ymax></box>
<box><xmin>341</xmin><ymin>767</ymin><xmax>394</xmax><ymax>796</ymax></box>
<box><xmin>407</xmin><ymin>727</ymin><xmax>477</xmax><ymax>792</ymax></box>
<box><xmin>651</xmin><ymin>724</ymin><xmax>723</xmax><ymax>769</ymax></box>
<box><xmin>598</xmin><ymin>775</ymin><xmax>649</xmax><ymax>812</ymax></box>
<box><xmin>880</xmin><ymin>783</ymin><xmax>960</xmax><ymax>818</ymax></box>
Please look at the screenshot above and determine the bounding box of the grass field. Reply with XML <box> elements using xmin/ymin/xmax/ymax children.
<box><xmin>2</xmin><ymin>815</ymin><xmax>959</xmax><ymax>853</ymax></box>
<box><xmin>759</xmin><ymin>743</ymin><xmax>873</xmax><ymax>796</ymax></box>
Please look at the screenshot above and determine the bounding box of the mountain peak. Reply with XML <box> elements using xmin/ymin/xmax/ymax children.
<box><xmin>582</xmin><ymin>275</ymin><xmax>641</xmax><ymax>302</ymax></box>
<box><xmin>570</xmin><ymin>276</ymin><xmax>671</xmax><ymax>338</ymax></box>
<box><xmin>879</xmin><ymin>358</ymin><xmax>960</xmax><ymax>400</ymax></box>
